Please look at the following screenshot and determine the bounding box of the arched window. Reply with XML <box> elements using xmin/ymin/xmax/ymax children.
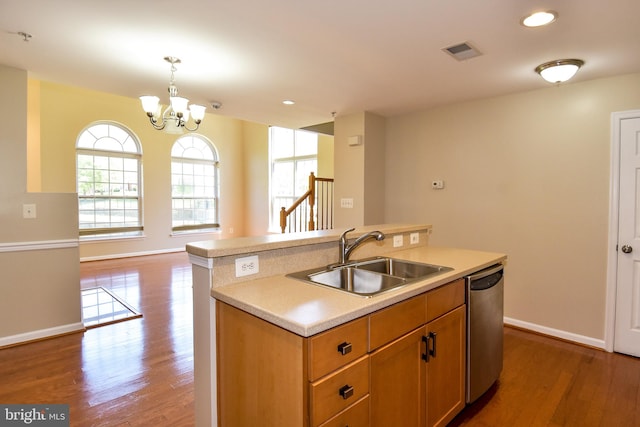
<box><xmin>76</xmin><ymin>122</ymin><xmax>142</xmax><ymax>238</ymax></box>
<box><xmin>171</xmin><ymin>134</ymin><xmax>219</xmax><ymax>232</ymax></box>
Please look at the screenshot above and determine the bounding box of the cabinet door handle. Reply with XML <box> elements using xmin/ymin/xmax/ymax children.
<box><xmin>421</xmin><ymin>335</ymin><xmax>430</xmax><ymax>362</ymax></box>
<box><xmin>337</xmin><ymin>341</ymin><xmax>352</xmax><ymax>356</ymax></box>
<box><xmin>339</xmin><ymin>384</ymin><xmax>354</xmax><ymax>400</ymax></box>
<box><xmin>429</xmin><ymin>331</ymin><xmax>437</xmax><ymax>358</ymax></box>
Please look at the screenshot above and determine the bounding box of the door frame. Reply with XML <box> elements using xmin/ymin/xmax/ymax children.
<box><xmin>605</xmin><ymin>109</ymin><xmax>640</xmax><ymax>352</ymax></box>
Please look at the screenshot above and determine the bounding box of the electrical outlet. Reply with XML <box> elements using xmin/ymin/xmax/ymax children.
<box><xmin>410</xmin><ymin>233</ymin><xmax>419</xmax><ymax>244</ymax></box>
<box><xmin>235</xmin><ymin>255</ymin><xmax>259</xmax><ymax>277</ymax></box>
<box><xmin>393</xmin><ymin>235</ymin><xmax>403</xmax><ymax>248</ymax></box>
<box><xmin>23</xmin><ymin>204</ymin><xmax>36</xmax><ymax>219</ymax></box>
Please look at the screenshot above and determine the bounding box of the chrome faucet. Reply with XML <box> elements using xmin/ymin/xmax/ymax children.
<box><xmin>338</xmin><ymin>227</ymin><xmax>385</xmax><ymax>264</ymax></box>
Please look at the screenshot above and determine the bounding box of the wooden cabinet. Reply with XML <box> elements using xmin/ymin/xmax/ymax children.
<box><xmin>216</xmin><ymin>302</ymin><xmax>306</xmax><ymax>426</ymax></box>
<box><xmin>310</xmin><ymin>355</ymin><xmax>369</xmax><ymax>425</ymax></box>
<box><xmin>308</xmin><ymin>316</ymin><xmax>368</xmax><ymax>381</ymax></box>
<box><xmin>216</xmin><ymin>279</ymin><xmax>466</xmax><ymax>427</ymax></box>
<box><xmin>425</xmin><ymin>279</ymin><xmax>466</xmax><ymax>427</ymax></box>
<box><xmin>318</xmin><ymin>396</ymin><xmax>369</xmax><ymax>427</ymax></box>
<box><xmin>370</xmin><ymin>327</ymin><xmax>426</xmax><ymax>427</ymax></box>
<box><xmin>425</xmin><ymin>305</ymin><xmax>466</xmax><ymax>427</ymax></box>
<box><xmin>369</xmin><ymin>279</ymin><xmax>466</xmax><ymax>427</ymax></box>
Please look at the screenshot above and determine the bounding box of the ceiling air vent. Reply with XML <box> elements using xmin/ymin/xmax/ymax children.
<box><xmin>442</xmin><ymin>42</ymin><xmax>482</xmax><ymax>61</ymax></box>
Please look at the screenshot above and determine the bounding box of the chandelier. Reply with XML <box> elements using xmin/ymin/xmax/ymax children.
<box><xmin>140</xmin><ymin>57</ymin><xmax>206</xmax><ymax>132</ymax></box>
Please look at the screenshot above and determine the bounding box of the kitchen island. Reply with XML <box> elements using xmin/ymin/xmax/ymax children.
<box><xmin>186</xmin><ymin>224</ymin><xmax>506</xmax><ymax>426</ymax></box>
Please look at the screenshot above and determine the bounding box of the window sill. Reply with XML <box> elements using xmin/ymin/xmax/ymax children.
<box><xmin>170</xmin><ymin>229</ymin><xmax>221</xmax><ymax>238</ymax></box>
<box><xmin>80</xmin><ymin>233</ymin><xmax>145</xmax><ymax>243</ymax></box>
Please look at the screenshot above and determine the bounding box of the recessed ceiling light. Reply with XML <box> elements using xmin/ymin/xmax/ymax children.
<box><xmin>282</xmin><ymin>100</ymin><xmax>295</xmax><ymax>105</ymax></box>
<box><xmin>521</xmin><ymin>10</ymin><xmax>558</xmax><ymax>27</ymax></box>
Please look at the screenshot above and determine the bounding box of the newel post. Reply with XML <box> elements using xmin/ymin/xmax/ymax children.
<box><xmin>308</xmin><ymin>172</ymin><xmax>316</xmax><ymax>231</ymax></box>
<box><xmin>279</xmin><ymin>207</ymin><xmax>286</xmax><ymax>233</ymax></box>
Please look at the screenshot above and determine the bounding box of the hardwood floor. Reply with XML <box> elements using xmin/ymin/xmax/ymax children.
<box><xmin>450</xmin><ymin>327</ymin><xmax>640</xmax><ymax>427</ymax></box>
<box><xmin>0</xmin><ymin>252</ymin><xmax>194</xmax><ymax>426</ymax></box>
<box><xmin>1</xmin><ymin>252</ymin><xmax>640</xmax><ymax>426</ymax></box>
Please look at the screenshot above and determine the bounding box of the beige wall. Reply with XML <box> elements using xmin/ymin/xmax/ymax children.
<box><xmin>34</xmin><ymin>81</ymin><xmax>335</xmax><ymax>257</ymax></box>
<box><xmin>363</xmin><ymin>113</ymin><xmax>385</xmax><ymax>225</ymax></box>
<box><xmin>334</xmin><ymin>112</ymin><xmax>365</xmax><ymax>227</ymax></box>
<box><xmin>35</xmin><ymin>81</ymin><xmax>271</xmax><ymax>259</ymax></box>
<box><xmin>243</xmin><ymin>121</ymin><xmax>269</xmax><ymax>236</ymax></box>
<box><xmin>334</xmin><ymin>111</ymin><xmax>386</xmax><ymax>228</ymax></box>
<box><xmin>385</xmin><ymin>72</ymin><xmax>640</xmax><ymax>341</ymax></box>
<box><xmin>317</xmin><ymin>133</ymin><xmax>334</xmax><ymax>178</ymax></box>
<box><xmin>0</xmin><ymin>65</ymin><xmax>81</xmax><ymax>345</ymax></box>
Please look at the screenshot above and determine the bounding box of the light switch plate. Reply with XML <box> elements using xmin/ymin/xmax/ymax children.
<box><xmin>235</xmin><ymin>255</ymin><xmax>259</xmax><ymax>277</ymax></box>
<box><xmin>340</xmin><ymin>198</ymin><xmax>354</xmax><ymax>208</ymax></box>
<box><xmin>393</xmin><ymin>235</ymin><xmax>403</xmax><ymax>248</ymax></box>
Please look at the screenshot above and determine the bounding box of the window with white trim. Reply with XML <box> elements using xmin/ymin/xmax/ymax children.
<box><xmin>171</xmin><ymin>134</ymin><xmax>219</xmax><ymax>232</ymax></box>
<box><xmin>269</xmin><ymin>126</ymin><xmax>318</xmax><ymax>230</ymax></box>
<box><xmin>76</xmin><ymin>122</ymin><xmax>142</xmax><ymax>238</ymax></box>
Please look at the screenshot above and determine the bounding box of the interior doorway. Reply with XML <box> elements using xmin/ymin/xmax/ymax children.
<box><xmin>606</xmin><ymin>109</ymin><xmax>640</xmax><ymax>355</ymax></box>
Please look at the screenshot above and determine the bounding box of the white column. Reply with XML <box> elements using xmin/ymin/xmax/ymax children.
<box><xmin>189</xmin><ymin>254</ymin><xmax>217</xmax><ymax>427</ymax></box>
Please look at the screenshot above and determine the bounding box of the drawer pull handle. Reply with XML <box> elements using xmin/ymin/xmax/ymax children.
<box><xmin>337</xmin><ymin>341</ymin><xmax>352</xmax><ymax>356</ymax></box>
<box><xmin>339</xmin><ymin>384</ymin><xmax>354</xmax><ymax>400</ymax></box>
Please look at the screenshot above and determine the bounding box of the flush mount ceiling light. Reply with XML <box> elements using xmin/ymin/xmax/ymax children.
<box><xmin>521</xmin><ymin>10</ymin><xmax>557</xmax><ymax>27</ymax></box>
<box><xmin>282</xmin><ymin>100</ymin><xmax>295</xmax><ymax>105</ymax></box>
<box><xmin>140</xmin><ymin>57</ymin><xmax>206</xmax><ymax>132</ymax></box>
<box><xmin>535</xmin><ymin>59</ymin><xmax>585</xmax><ymax>83</ymax></box>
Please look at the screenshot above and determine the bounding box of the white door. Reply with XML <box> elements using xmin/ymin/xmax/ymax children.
<box><xmin>615</xmin><ymin>114</ymin><xmax>640</xmax><ymax>356</ymax></box>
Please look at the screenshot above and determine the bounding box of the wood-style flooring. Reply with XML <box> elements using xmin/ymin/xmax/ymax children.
<box><xmin>0</xmin><ymin>252</ymin><xmax>194</xmax><ymax>426</ymax></box>
<box><xmin>451</xmin><ymin>327</ymin><xmax>640</xmax><ymax>427</ymax></box>
<box><xmin>1</xmin><ymin>252</ymin><xmax>640</xmax><ymax>426</ymax></box>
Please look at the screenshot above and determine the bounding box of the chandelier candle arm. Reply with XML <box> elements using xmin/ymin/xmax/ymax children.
<box><xmin>139</xmin><ymin>57</ymin><xmax>206</xmax><ymax>132</ymax></box>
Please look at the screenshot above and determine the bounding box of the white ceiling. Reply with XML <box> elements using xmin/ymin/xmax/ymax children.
<box><xmin>1</xmin><ymin>0</ymin><xmax>639</xmax><ymax>129</ymax></box>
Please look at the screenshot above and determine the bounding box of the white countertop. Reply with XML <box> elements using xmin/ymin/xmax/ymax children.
<box><xmin>211</xmin><ymin>245</ymin><xmax>506</xmax><ymax>337</ymax></box>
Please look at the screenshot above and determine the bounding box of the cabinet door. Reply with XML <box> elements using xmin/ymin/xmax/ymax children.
<box><xmin>370</xmin><ymin>327</ymin><xmax>426</xmax><ymax>427</ymax></box>
<box><xmin>425</xmin><ymin>305</ymin><xmax>466</xmax><ymax>427</ymax></box>
<box><xmin>217</xmin><ymin>302</ymin><xmax>305</xmax><ymax>427</ymax></box>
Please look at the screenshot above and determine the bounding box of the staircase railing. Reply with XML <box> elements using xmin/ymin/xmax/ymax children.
<box><xmin>280</xmin><ymin>172</ymin><xmax>334</xmax><ymax>233</ymax></box>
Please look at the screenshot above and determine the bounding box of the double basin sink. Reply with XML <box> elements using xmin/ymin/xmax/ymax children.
<box><xmin>287</xmin><ymin>257</ymin><xmax>453</xmax><ymax>297</ymax></box>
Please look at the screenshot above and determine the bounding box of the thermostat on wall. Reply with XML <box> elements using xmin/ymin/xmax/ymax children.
<box><xmin>431</xmin><ymin>180</ymin><xmax>445</xmax><ymax>189</ymax></box>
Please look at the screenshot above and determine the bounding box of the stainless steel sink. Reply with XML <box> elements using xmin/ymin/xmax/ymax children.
<box><xmin>354</xmin><ymin>257</ymin><xmax>452</xmax><ymax>279</ymax></box>
<box><xmin>306</xmin><ymin>267</ymin><xmax>407</xmax><ymax>296</ymax></box>
<box><xmin>287</xmin><ymin>257</ymin><xmax>452</xmax><ymax>297</ymax></box>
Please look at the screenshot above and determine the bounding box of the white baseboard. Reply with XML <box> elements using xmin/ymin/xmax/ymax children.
<box><xmin>504</xmin><ymin>317</ymin><xmax>606</xmax><ymax>350</ymax></box>
<box><xmin>80</xmin><ymin>247</ymin><xmax>185</xmax><ymax>262</ymax></box>
<box><xmin>0</xmin><ymin>322</ymin><xmax>85</xmax><ymax>348</ymax></box>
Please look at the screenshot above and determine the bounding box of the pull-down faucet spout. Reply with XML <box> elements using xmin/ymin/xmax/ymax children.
<box><xmin>338</xmin><ymin>227</ymin><xmax>386</xmax><ymax>264</ymax></box>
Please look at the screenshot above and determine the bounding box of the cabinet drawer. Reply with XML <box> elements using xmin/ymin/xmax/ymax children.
<box><xmin>369</xmin><ymin>293</ymin><xmax>426</xmax><ymax>351</ymax></box>
<box><xmin>426</xmin><ymin>279</ymin><xmax>465</xmax><ymax>322</ymax></box>
<box><xmin>317</xmin><ymin>395</ymin><xmax>369</xmax><ymax>427</ymax></box>
<box><xmin>310</xmin><ymin>355</ymin><xmax>369</xmax><ymax>426</ymax></box>
<box><xmin>308</xmin><ymin>316</ymin><xmax>368</xmax><ymax>381</ymax></box>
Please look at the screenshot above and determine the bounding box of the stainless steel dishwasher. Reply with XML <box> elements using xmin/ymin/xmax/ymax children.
<box><xmin>466</xmin><ymin>263</ymin><xmax>504</xmax><ymax>403</ymax></box>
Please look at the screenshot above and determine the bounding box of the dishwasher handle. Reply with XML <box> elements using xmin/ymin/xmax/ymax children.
<box><xmin>466</xmin><ymin>264</ymin><xmax>503</xmax><ymax>291</ymax></box>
